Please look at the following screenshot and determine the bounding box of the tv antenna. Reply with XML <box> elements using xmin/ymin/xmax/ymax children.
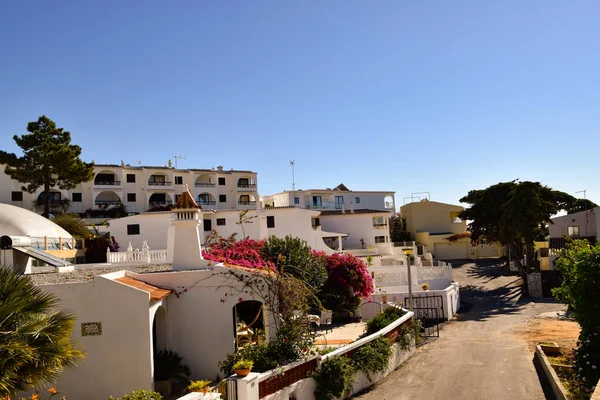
<box><xmin>576</xmin><ymin>190</ymin><xmax>588</xmax><ymax>223</ymax></box>
<box><xmin>174</xmin><ymin>155</ymin><xmax>185</xmax><ymax>169</ymax></box>
<box><xmin>290</xmin><ymin>160</ymin><xmax>296</xmax><ymax>191</ymax></box>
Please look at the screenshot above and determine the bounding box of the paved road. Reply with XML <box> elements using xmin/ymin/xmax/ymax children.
<box><xmin>356</xmin><ymin>260</ymin><xmax>565</xmax><ymax>400</ymax></box>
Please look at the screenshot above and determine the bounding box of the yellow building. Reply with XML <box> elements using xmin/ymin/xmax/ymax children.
<box><xmin>401</xmin><ymin>199</ymin><xmax>503</xmax><ymax>260</ymax></box>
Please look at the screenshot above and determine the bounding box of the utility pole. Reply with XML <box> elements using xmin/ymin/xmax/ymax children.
<box><xmin>174</xmin><ymin>155</ymin><xmax>185</xmax><ymax>169</ymax></box>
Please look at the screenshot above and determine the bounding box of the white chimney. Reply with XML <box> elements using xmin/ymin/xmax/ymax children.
<box><xmin>169</xmin><ymin>188</ymin><xmax>204</xmax><ymax>271</ymax></box>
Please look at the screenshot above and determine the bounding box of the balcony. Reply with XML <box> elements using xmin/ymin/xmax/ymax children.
<box><xmin>149</xmin><ymin>200</ymin><xmax>173</xmax><ymax>207</ymax></box>
<box><xmin>148</xmin><ymin>181</ymin><xmax>172</xmax><ymax>187</ymax></box>
<box><xmin>198</xmin><ymin>201</ymin><xmax>216</xmax><ymax>206</ymax></box>
<box><xmin>237</xmin><ymin>183</ymin><xmax>257</xmax><ymax>190</ymax></box>
<box><xmin>94</xmin><ymin>180</ymin><xmax>121</xmax><ymax>186</ymax></box>
<box><xmin>304</xmin><ymin>201</ymin><xmax>344</xmax><ymax>210</ymax></box>
<box><xmin>238</xmin><ymin>201</ymin><xmax>257</xmax><ymax>206</ymax></box>
<box><xmin>195</xmin><ymin>183</ymin><xmax>215</xmax><ymax>187</ymax></box>
<box><xmin>95</xmin><ymin>200</ymin><xmax>122</xmax><ymax>206</ymax></box>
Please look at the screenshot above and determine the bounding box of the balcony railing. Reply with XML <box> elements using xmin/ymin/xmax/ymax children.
<box><xmin>95</xmin><ymin>200</ymin><xmax>122</xmax><ymax>205</ymax></box>
<box><xmin>305</xmin><ymin>201</ymin><xmax>346</xmax><ymax>210</ymax></box>
<box><xmin>94</xmin><ymin>181</ymin><xmax>121</xmax><ymax>186</ymax></box>
<box><xmin>148</xmin><ymin>181</ymin><xmax>172</xmax><ymax>186</ymax></box>
<box><xmin>149</xmin><ymin>200</ymin><xmax>173</xmax><ymax>206</ymax></box>
<box><xmin>237</xmin><ymin>183</ymin><xmax>257</xmax><ymax>189</ymax></box>
<box><xmin>195</xmin><ymin>182</ymin><xmax>216</xmax><ymax>187</ymax></box>
<box><xmin>238</xmin><ymin>201</ymin><xmax>257</xmax><ymax>206</ymax></box>
<box><xmin>198</xmin><ymin>200</ymin><xmax>216</xmax><ymax>206</ymax></box>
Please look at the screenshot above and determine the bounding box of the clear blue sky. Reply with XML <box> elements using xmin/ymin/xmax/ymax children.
<box><xmin>1</xmin><ymin>1</ymin><xmax>599</xmax><ymax>208</ymax></box>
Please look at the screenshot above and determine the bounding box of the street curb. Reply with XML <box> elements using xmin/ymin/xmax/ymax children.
<box><xmin>535</xmin><ymin>344</ymin><xmax>569</xmax><ymax>400</ymax></box>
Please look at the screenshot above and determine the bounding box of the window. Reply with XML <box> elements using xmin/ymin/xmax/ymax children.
<box><xmin>203</xmin><ymin>219</ymin><xmax>212</xmax><ymax>232</ymax></box>
<box><xmin>267</xmin><ymin>216</ymin><xmax>275</xmax><ymax>228</ymax></box>
<box><xmin>355</xmin><ymin>197</ymin><xmax>360</xmax><ymax>204</ymax></box>
<box><xmin>568</xmin><ymin>226</ymin><xmax>580</xmax><ymax>237</ymax></box>
<box><xmin>375</xmin><ymin>236</ymin><xmax>386</xmax><ymax>243</ymax></box>
<box><xmin>373</xmin><ymin>215</ymin><xmax>386</xmax><ymax>227</ymax></box>
<box><xmin>312</xmin><ymin>196</ymin><xmax>322</xmax><ymax>208</ymax></box>
<box><xmin>219</xmin><ymin>194</ymin><xmax>227</xmax><ymax>203</ymax></box>
<box><xmin>127</xmin><ymin>193</ymin><xmax>136</xmax><ymax>202</ymax></box>
<box><xmin>11</xmin><ymin>191</ymin><xmax>23</xmax><ymax>201</ymax></box>
<box><xmin>127</xmin><ymin>224</ymin><xmax>140</xmax><ymax>235</ymax></box>
<box><xmin>239</xmin><ymin>195</ymin><xmax>250</xmax><ymax>205</ymax></box>
<box><xmin>72</xmin><ymin>193</ymin><xmax>82</xmax><ymax>202</ymax></box>
<box><xmin>126</xmin><ymin>174</ymin><xmax>136</xmax><ymax>183</ymax></box>
<box><xmin>238</xmin><ymin>178</ymin><xmax>249</xmax><ymax>188</ymax></box>
<box><xmin>335</xmin><ymin>196</ymin><xmax>344</xmax><ymax>209</ymax></box>
<box><xmin>312</xmin><ymin>218</ymin><xmax>320</xmax><ymax>228</ymax></box>
<box><xmin>217</xmin><ymin>218</ymin><xmax>226</xmax><ymax>226</ymax></box>
<box><xmin>218</xmin><ymin>177</ymin><xmax>226</xmax><ymax>185</ymax></box>
<box><xmin>294</xmin><ymin>197</ymin><xmax>300</xmax><ymax>205</ymax></box>
<box><xmin>175</xmin><ymin>176</ymin><xmax>183</xmax><ymax>185</ymax></box>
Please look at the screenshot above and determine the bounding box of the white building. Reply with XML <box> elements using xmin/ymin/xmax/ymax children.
<box><xmin>0</xmin><ymin>163</ymin><xmax>258</xmax><ymax>215</ymax></box>
<box><xmin>261</xmin><ymin>183</ymin><xmax>395</xmax><ymax>212</ymax></box>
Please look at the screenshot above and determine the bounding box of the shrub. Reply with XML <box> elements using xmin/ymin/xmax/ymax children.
<box><xmin>108</xmin><ymin>390</ymin><xmax>162</xmax><ymax>400</ymax></box>
<box><xmin>365</xmin><ymin>307</ymin><xmax>406</xmax><ymax>335</ymax></box>
<box><xmin>188</xmin><ymin>380</ymin><xmax>211</xmax><ymax>391</ymax></box>
<box><xmin>153</xmin><ymin>350</ymin><xmax>190</xmax><ymax>386</ymax></box>
<box><xmin>352</xmin><ymin>336</ymin><xmax>392</xmax><ymax>381</ymax></box>
<box><xmin>313</xmin><ymin>356</ymin><xmax>355</xmax><ymax>400</ymax></box>
<box><xmin>52</xmin><ymin>213</ymin><xmax>91</xmax><ymax>238</ymax></box>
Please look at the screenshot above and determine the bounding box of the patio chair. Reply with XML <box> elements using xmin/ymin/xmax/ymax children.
<box><xmin>320</xmin><ymin>310</ymin><xmax>333</xmax><ymax>333</ymax></box>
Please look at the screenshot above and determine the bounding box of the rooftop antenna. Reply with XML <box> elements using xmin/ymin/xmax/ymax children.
<box><xmin>174</xmin><ymin>155</ymin><xmax>185</xmax><ymax>169</ymax></box>
<box><xmin>137</xmin><ymin>160</ymin><xmax>142</xmax><ymax>166</ymax></box>
<box><xmin>576</xmin><ymin>190</ymin><xmax>588</xmax><ymax>223</ymax></box>
<box><xmin>290</xmin><ymin>160</ymin><xmax>296</xmax><ymax>191</ymax></box>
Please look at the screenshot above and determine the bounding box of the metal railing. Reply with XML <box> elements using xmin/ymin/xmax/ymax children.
<box><xmin>149</xmin><ymin>200</ymin><xmax>173</xmax><ymax>206</ymax></box>
<box><xmin>198</xmin><ymin>200</ymin><xmax>216</xmax><ymax>205</ymax></box>
<box><xmin>237</xmin><ymin>183</ymin><xmax>257</xmax><ymax>189</ymax></box>
<box><xmin>148</xmin><ymin>181</ymin><xmax>172</xmax><ymax>186</ymax></box>
<box><xmin>238</xmin><ymin>201</ymin><xmax>257</xmax><ymax>206</ymax></box>
<box><xmin>94</xmin><ymin>180</ymin><xmax>121</xmax><ymax>186</ymax></box>
<box><xmin>95</xmin><ymin>200</ymin><xmax>121</xmax><ymax>205</ymax></box>
<box><xmin>195</xmin><ymin>182</ymin><xmax>215</xmax><ymax>187</ymax></box>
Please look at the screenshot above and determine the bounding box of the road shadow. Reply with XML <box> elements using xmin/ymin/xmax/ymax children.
<box><xmin>457</xmin><ymin>277</ymin><xmax>527</xmax><ymax>323</ymax></box>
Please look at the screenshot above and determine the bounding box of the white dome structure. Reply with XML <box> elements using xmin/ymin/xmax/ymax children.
<box><xmin>0</xmin><ymin>203</ymin><xmax>72</xmax><ymax>239</ymax></box>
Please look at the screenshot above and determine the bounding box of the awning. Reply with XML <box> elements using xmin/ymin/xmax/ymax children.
<box><xmin>321</xmin><ymin>231</ymin><xmax>349</xmax><ymax>238</ymax></box>
<box><xmin>12</xmin><ymin>246</ymin><xmax>72</xmax><ymax>268</ymax></box>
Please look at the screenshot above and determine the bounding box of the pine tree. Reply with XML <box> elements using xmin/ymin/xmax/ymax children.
<box><xmin>0</xmin><ymin>116</ymin><xmax>94</xmax><ymax>218</ymax></box>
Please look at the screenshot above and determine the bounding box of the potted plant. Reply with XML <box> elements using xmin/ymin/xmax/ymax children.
<box><xmin>378</xmin><ymin>287</ymin><xmax>388</xmax><ymax>303</ymax></box>
<box><xmin>421</xmin><ymin>282</ymin><xmax>429</xmax><ymax>291</ymax></box>
<box><xmin>233</xmin><ymin>359</ymin><xmax>254</xmax><ymax>377</ymax></box>
<box><xmin>188</xmin><ymin>380</ymin><xmax>212</xmax><ymax>394</ymax></box>
<box><xmin>153</xmin><ymin>349</ymin><xmax>191</xmax><ymax>398</ymax></box>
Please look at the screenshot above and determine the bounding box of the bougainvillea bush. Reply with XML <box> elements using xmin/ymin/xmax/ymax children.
<box><xmin>203</xmin><ymin>233</ymin><xmax>374</xmax><ymax>316</ymax></box>
<box><xmin>203</xmin><ymin>231</ymin><xmax>275</xmax><ymax>270</ymax></box>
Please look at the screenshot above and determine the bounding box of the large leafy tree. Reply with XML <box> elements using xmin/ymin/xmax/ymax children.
<box><xmin>459</xmin><ymin>180</ymin><xmax>595</xmax><ymax>277</ymax></box>
<box><xmin>0</xmin><ymin>116</ymin><xmax>94</xmax><ymax>218</ymax></box>
<box><xmin>0</xmin><ymin>267</ymin><xmax>85</xmax><ymax>397</ymax></box>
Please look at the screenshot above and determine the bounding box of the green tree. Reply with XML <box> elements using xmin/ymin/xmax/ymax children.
<box><xmin>459</xmin><ymin>180</ymin><xmax>588</xmax><ymax>276</ymax></box>
<box><xmin>51</xmin><ymin>213</ymin><xmax>91</xmax><ymax>238</ymax></box>
<box><xmin>389</xmin><ymin>215</ymin><xmax>412</xmax><ymax>242</ymax></box>
<box><xmin>0</xmin><ymin>267</ymin><xmax>85</xmax><ymax>397</ymax></box>
<box><xmin>261</xmin><ymin>235</ymin><xmax>328</xmax><ymax>292</ymax></box>
<box><xmin>552</xmin><ymin>239</ymin><xmax>600</xmax><ymax>391</ymax></box>
<box><xmin>0</xmin><ymin>116</ymin><xmax>94</xmax><ymax>218</ymax></box>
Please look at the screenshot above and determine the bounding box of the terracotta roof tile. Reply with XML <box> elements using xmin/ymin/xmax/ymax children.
<box><xmin>115</xmin><ymin>276</ymin><xmax>172</xmax><ymax>300</ymax></box>
<box><xmin>173</xmin><ymin>190</ymin><xmax>201</xmax><ymax>209</ymax></box>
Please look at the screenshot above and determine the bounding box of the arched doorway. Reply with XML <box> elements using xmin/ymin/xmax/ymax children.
<box><xmin>152</xmin><ymin>306</ymin><xmax>168</xmax><ymax>355</ymax></box>
<box><xmin>233</xmin><ymin>300</ymin><xmax>264</xmax><ymax>349</ymax></box>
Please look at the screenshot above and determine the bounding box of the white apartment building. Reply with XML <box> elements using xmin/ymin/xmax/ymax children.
<box><xmin>261</xmin><ymin>183</ymin><xmax>395</xmax><ymax>212</ymax></box>
<box><xmin>0</xmin><ymin>163</ymin><xmax>258</xmax><ymax>215</ymax></box>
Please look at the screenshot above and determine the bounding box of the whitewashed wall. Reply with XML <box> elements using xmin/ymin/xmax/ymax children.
<box><xmin>320</xmin><ymin>213</ymin><xmax>391</xmax><ymax>250</ymax></box>
<box><xmin>41</xmin><ymin>273</ymin><xmax>153</xmax><ymax>400</ymax></box>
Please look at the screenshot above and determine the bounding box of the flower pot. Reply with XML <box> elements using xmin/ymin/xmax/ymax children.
<box><xmin>234</xmin><ymin>368</ymin><xmax>251</xmax><ymax>377</ymax></box>
<box><xmin>381</xmin><ymin>295</ymin><xmax>388</xmax><ymax>303</ymax></box>
<box><xmin>192</xmin><ymin>388</ymin><xmax>209</xmax><ymax>394</ymax></box>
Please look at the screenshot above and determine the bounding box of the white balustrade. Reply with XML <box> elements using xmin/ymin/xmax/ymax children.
<box><xmin>106</xmin><ymin>243</ymin><xmax>168</xmax><ymax>265</ymax></box>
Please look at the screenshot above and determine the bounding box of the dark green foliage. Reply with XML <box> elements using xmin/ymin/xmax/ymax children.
<box><xmin>153</xmin><ymin>350</ymin><xmax>191</xmax><ymax>386</ymax></box>
<box><xmin>351</xmin><ymin>336</ymin><xmax>392</xmax><ymax>381</ymax></box>
<box><xmin>389</xmin><ymin>215</ymin><xmax>413</xmax><ymax>242</ymax></box>
<box><xmin>365</xmin><ymin>307</ymin><xmax>406</xmax><ymax>335</ymax></box>
<box><xmin>313</xmin><ymin>356</ymin><xmax>356</xmax><ymax>400</ymax></box>
<box><xmin>459</xmin><ymin>180</ymin><xmax>590</xmax><ymax>276</ymax></box>
<box><xmin>0</xmin><ymin>116</ymin><xmax>94</xmax><ymax>218</ymax></box>
<box><xmin>109</xmin><ymin>390</ymin><xmax>162</xmax><ymax>400</ymax></box>
<box><xmin>397</xmin><ymin>325</ymin><xmax>413</xmax><ymax>350</ymax></box>
<box><xmin>52</xmin><ymin>213</ymin><xmax>91</xmax><ymax>238</ymax></box>
<box><xmin>218</xmin><ymin>323</ymin><xmax>313</xmax><ymax>376</ymax></box>
<box><xmin>0</xmin><ymin>267</ymin><xmax>85</xmax><ymax>397</ymax></box>
<box><xmin>261</xmin><ymin>235</ymin><xmax>328</xmax><ymax>292</ymax></box>
<box><xmin>552</xmin><ymin>240</ymin><xmax>600</xmax><ymax>391</ymax></box>
<box><xmin>83</xmin><ymin>202</ymin><xmax>128</xmax><ymax>218</ymax></box>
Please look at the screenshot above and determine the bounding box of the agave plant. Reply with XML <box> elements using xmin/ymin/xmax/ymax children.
<box><xmin>0</xmin><ymin>266</ymin><xmax>85</xmax><ymax>397</ymax></box>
